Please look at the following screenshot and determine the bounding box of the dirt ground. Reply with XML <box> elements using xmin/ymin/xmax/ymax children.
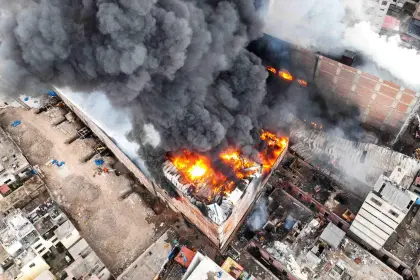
<box><xmin>0</xmin><ymin>107</ymin><xmax>178</xmax><ymax>276</ymax></box>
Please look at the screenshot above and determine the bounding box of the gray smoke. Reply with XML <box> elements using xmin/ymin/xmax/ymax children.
<box><xmin>247</xmin><ymin>197</ymin><xmax>268</xmax><ymax>231</ymax></box>
<box><xmin>0</xmin><ymin>0</ymin><xmax>271</xmax><ymax>157</ymax></box>
<box><xmin>263</xmin><ymin>0</ymin><xmax>420</xmax><ymax>91</ymax></box>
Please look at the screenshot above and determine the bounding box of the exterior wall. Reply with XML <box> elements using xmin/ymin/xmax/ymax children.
<box><xmin>315</xmin><ymin>55</ymin><xmax>419</xmax><ymax>136</ymax></box>
<box><xmin>219</xmin><ymin>146</ymin><xmax>288</xmax><ymax>247</ymax></box>
<box><xmin>289</xmin><ymin>47</ymin><xmax>318</xmax><ymax>82</ymax></box>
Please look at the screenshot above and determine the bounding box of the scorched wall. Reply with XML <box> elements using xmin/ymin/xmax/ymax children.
<box><xmin>289</xmin><ymin>46</ymin><xmax>419</xmax><ymax>140</ymax></box>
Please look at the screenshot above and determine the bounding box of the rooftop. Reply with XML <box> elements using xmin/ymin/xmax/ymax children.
<box><xmin>373</xmin><ymin>174</ymin><xmax>417</xmax><ymax>213</ymax></box>
<box><xmin>0</xmin><ymin>104</ymin><xmax>177</xmax><ymax>274</ymax></box>
<box><xmin>320</xmin><ymin>222</ymin><xmax>346</xmax><ymax>249</ymax></box>
<box><xmin>384</xmin><ymin>207</ymin><xmax>420</xmax><ymax>267</ymax></box>
<box><xmin>289</xmin><ymin>117</ymin><xmax>420</xmax><ymax>199</ymax></box>
<box><xmin>276</xmin><ymin>152</ymin><xmax>363</xmax><ymax>219</ymax></box>
<box><xmin>250</xmin><ymin>219</ymin><xmax>402</xmax><ymax>280</ymax></box>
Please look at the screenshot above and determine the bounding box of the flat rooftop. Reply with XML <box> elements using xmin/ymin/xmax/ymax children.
<box><xmin>0</xmin><ymin>106</ymin><xmax>177</xmax><ymax>275</ymax></box>
<box><xmin>238</xmin><ymin>186</ymin><xmax>403</xmax><ymax>280</ymax></box>
<box><xmin>384</xmin><ymin>207</ymin><xmax>420</xmax><ymax>267</ymax></box>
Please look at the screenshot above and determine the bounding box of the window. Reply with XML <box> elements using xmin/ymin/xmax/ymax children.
<box><xmin>389</xmin><ymin>209</ymin><xmax>399</xmax><ymax>218</ymax></box>
<box><xmin>407</xmin><ymin>200</ymin><xmax>414</xmax><ymax>209</ymax></box>
<box><xmin>379</xmin><ymin>183</ymin><xmax>386</xmax><ymax>193</ymax></box>
<box><xmin>360</xmin><ymin>151</ymin><xmax>367</xmax><ymax>163</ymax></box>
<box><xmin>332</xmin><ymin>265</ymin><xmax>344</xmax><ymax>275</ymax></box>
<box><xmin>381</xmin><ymin>1</ymin><xmax>388</xmax><ymax>5</ymax></box>
<box><xmin>371</xmin><ymin>197</ymin><xmax>382</xmax><ymax>207</ymax></box>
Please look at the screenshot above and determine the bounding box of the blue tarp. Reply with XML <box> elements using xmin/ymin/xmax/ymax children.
<box><xmin>24</xmin><ymin>96</ymin><xmax>29</xmax><ymax>101</ymax></box>
<box><xmin>94</xmin><ymin>159</ymin><xmax>104</xmax><ymax>166</ymax></box>
<box><xmin>48</xmin><ymin>91</ymin><xmax>57</xmax><ymax>97</ymax></box>
<box><xmin>416</xmin><ymin>197</ymin><xmax>420</xmax><ymax>205</ymax></box>
<box><xmin>51</xmin><ymin>159</ymin><xmax>65</xmax><ymax>167</ymax></box>
<box><xmin>10</xmin><ymin>120</ymin><xmax>21</xmax><ymax>127</ymax></box>
<box><xmin>284</xmin><ymin>216</ymin><xmax>297</xmax><ymax>230</ymax></box>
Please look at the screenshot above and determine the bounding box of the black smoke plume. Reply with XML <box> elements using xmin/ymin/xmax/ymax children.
<box><xmin>0</xmin><ymin>0</ymin><xmax>274</xmax><ymax>159</ymax></box>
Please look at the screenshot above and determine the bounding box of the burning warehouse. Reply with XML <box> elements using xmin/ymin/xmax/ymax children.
<box><xmin>58</xmin><ymin>87</ymin><xmax>288</xmax><ymax>249</ymax></box>
<box><xmin>162</xmin><ymin>131</ymin><xmax>287</xmax><ymax>235</ymax></box>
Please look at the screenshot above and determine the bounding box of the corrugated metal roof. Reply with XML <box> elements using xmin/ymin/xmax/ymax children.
<box><xmin>320</xmin><ymin>222</ymin><xmax>345</xmax><ymax>248</ymax></box>
<box><xmin>373</xmin><ymin>175</ymin><xmax>412</xmax><ymax>212</ymax></box>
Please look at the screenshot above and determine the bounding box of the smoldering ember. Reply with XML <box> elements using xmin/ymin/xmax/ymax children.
<box><xmin>1</xmin><ymin>0</ymin><xmax>420</xmax><ymax>280</ymax></box>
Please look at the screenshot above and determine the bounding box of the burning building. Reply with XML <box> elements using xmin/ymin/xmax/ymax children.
<box><xmin>57</xmin><ymin>90</ymin><xmax>288</xmax><ymax>249</ymax></box>
<box><xmin>163</xmin><ymin>131</ymin><xmax>288</xmax><ymax>225</ymax></box>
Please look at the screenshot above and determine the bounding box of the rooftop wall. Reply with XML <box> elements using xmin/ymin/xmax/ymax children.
<box><xmin>315</xmin><ymin>56</ymin><xmax>419</xmax><ymax>136</ymax></box>
<box><xmin>288</xmin><ymin>46</ymin><xmax>419</xmax><ymax>139</ymax></box>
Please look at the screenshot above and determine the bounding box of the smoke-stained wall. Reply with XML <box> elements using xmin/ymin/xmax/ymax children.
<box><xmin>288</xmin><ymin>46</ymin><xmax>419</xmax><ymax>139</ymax></box>
<box><xmin>314</xmin><ymin>56</ymin><xmax>419</xmax><ymax>136</ymax></box>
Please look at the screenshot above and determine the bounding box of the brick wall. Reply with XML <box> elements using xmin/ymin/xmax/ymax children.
<box><xmin>289</xmin><ymin>46</ymin><xmax>318</xmax><ymax>82</ymax></box>
<box><xmin>314</xmin><ymin>56</ymin><xmax>419</xmax><ymax>136</ymax></box>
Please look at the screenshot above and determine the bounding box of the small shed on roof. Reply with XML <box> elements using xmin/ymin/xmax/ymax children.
<box><xmin>320</xmin><ymin>222</ymin><xmax>345</xmax><ymax>248</ymax></box>
<box><xmin>0</xmin><ymin>184</ymin><xmax>11</xmax><ymax>196</ymax></box>
<box><xmin>382</xmin><ymin>16</ymin><xmax>400</xmax><ymax>31</ymax></box>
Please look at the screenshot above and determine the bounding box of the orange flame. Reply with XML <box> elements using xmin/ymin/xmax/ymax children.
<box><xmin>279</xmin><ymin>70</ymin><xmax>293</xmax><ymax>81</ymax></box>
<box><xmin>305</xmin><ymin>120</ymin><xmax>323</xmax><ymax>130</ymax></box>
<box><xmin>220</xmin><ymin>148</ymin><xmax>259</xmax><ymax>179</ymax></box>
<box><xmin>168</xmin><ymin>131</ymin><xmax>288</xmax><ymax>200</ymax></box>
<box><xmin>171</xmin><ymin>150</ymin><xmax>224</xmax><ymax>186</ymax></box>
<box><xmin>260</xmin><ymin>130</ymin><xmax>288</xmax><ymax>172</ymax></box>
<box><xmin>266</xmin><ymin>66</ymin><xmax>277</xmax><ymax>74</ymax></box>
<box><xmin>297</xmin><ymin>79</ymin><xmax>308</xmax><ymax>87</ymax></box>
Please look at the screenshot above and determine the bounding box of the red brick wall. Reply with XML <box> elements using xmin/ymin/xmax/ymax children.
<box><xmin>290</xmin><ymin>47</ymin><xmax>318</xmax><ymax>81</ymax></box>
<box><xmin>314</xmin><ymin>56</ymin><xmax>419</xmax><ymax>135</ymax></box>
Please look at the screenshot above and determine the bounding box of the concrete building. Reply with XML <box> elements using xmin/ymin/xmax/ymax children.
<box><xmin>0</xmin><ymin>197</ymin><xmax>111</xmax><ymax>280</ymax></box>
<box><xmin>365</xmin><ymin>0</ymin><xmax>393</xmax><ymax>32</ymax></box>
<box><xmin>181</xmin><ymin>252</ymin><xmax>234</xmax><ymax>280</ymax></box>
<box><xmin>250</xmin><ymin>35</ymin><xmax>420</xmax><ymax>140</ymax></box>
<box><xmin>350</xmin><ymin>166</ymin><xmax>418</xmax><ymax>250</ymax></box>
<box><xmin>247</xmin><ymin>216</ymin><xmax>403</xmax><ymax>280</ymax></box>
<box><xmin>0</xmin><ymin>128</ymin><xmax>31</xmax><ymax>187</ymax></box>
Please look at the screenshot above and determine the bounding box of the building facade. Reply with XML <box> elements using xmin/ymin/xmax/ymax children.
<box><xmin>349</xmin><ymin>166</ymin><xmax>418</xmax><ymax>250</ymax></box>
